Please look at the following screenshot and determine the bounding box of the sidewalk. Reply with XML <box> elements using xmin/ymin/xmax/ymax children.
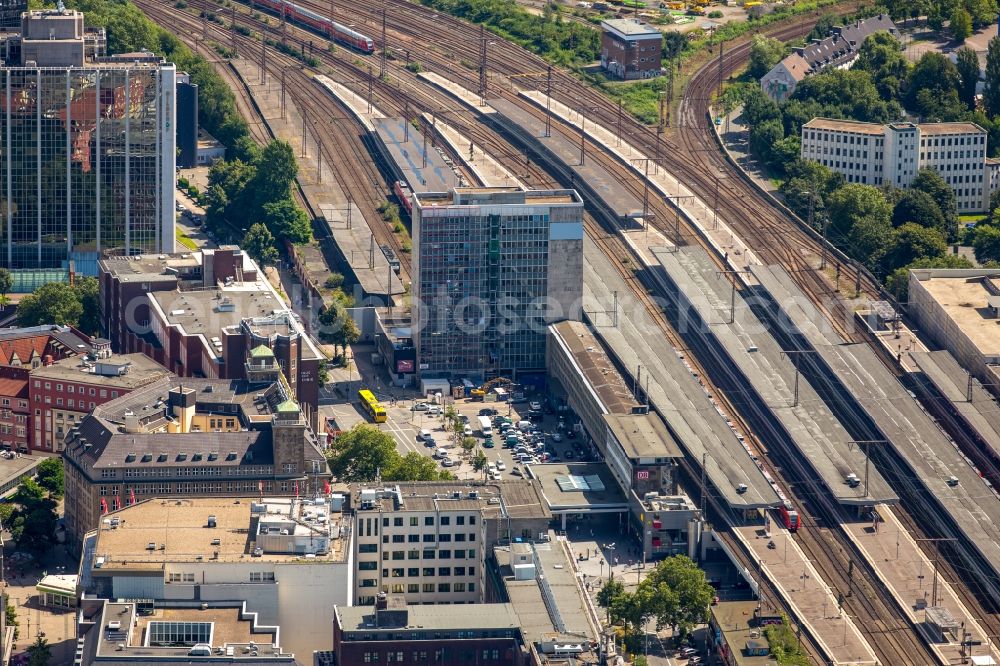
<box><xmin>718</xmin><ymin>105</ymin><xmax>781</xmax><ymax>199</ymax></box>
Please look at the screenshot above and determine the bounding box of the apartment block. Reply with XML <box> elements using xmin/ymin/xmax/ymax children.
<box><xmin>351</xmin><ymin>482</ymin><xmax>550</xmax><ymax>606</ymax></box>
<box><xmin>79</xmin><ymin>496</ymin><xmax>351</xmax><ymax>660</ymax></box>
<box><xmin>63</xmin><ymin>375</ymin><xmax>330</xmax><ymax>545</ymax></box>
<box><xmin>412</xmin><ymin>188</ymin><xmax>584</xmax><ymax>381</ymax></box>
<box><xmin>0</xmin><ymin>8</ymin><xmax>175</xmax><ymax>274</ymax></box>
<box><xmin>800</xmin><ymin>118</ymin><xmax>990</xmax><ymax>212</ymax></box>
<box><xmin>99</xmin><ymin>247</ymin><xmax>323</xmax><ymax>430</ymax></box>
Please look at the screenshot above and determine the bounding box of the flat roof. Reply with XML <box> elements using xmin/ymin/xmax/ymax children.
<box><xmin>336</xmin><ymin>603</ymin><xmax>521</xmax><ymax>633</ymax></box>
<box><xmin>529</xmin><ymin>462</ymin><xmax>629</xmax><ymax>512</ymax></box>
<box><xmin>804</xmin><ymin>117</ymin><xmax>985</xmax><ymax>136</ymax></box>
<box><xmin>90</xmin><ymin>497</ymin><xmax>350</xmax><ymax>571</ymax></box>
<box><xmin>916</xmin><ymin>122</ymin><xmax>984</xmax><ymax>135</ymax></box>
<box><xmin>549</xmin><ymin>320</ymin><xmax>638</xmax><ymax>415</ymax></box>
<box><xmin>373</xmin><ymin>117</ymin><xmax>458</xmax><ymax>194</ymax></box>
<box><xmin>152</xmin><ymin>287</ymin><xmax>283</xmax><ymax>337</ymax></box>
<box><xmin>711</xmin><ymin>601</ymin><xmax>775</xmax><ymax>666</ymax></box>
<box><xmin>31</xmin><ymin>353</ymin><xmax>168</xmax><ymax>388</ymax></box>
<box><xmin>655</xmin><ymin>248</ymin><xmax>897</xmax><ymax>505</ymax></box>
<box><xmin>488</xmin><ymin>97</ymin><xmax>643</xmax><ymax>218</ymax></box>
<box><xmin>603</xmin><ymin>412</ymin><xmax>683</xmax><ymax>459</ymax></box>
<box><xmin>413</xmin><ymin>187</ymin><xmax>580</xmax><ymax>208</ymax></box>
<box><xmin>803</xmin><ymin>118</ymin><xmax>885</xmax><ymax>135</ymax></box>
<box><xmin>914</xmin><ymin>273</ymin><xmax>1000</xmax><ymax>357</ymax></box>
<box><xmin>93</xmin><ymin>601</ymin><xmax>290</xmax><ymax>662</ymax></box>
<box><xmin>584</xmin><ymin>242</ymin><xmax>780</xmax><ymax>509</ymax></box>
<box><xmin>320</xmin><ymin>202</ymin><xmax>404</xmax><ymax>298</ymax></box>
<box><xmin>352</xmin><ymin>481</ymin><xmax>551</xmax><ymax>520</ymax></box>
<box><xmin>601</xmin><ymin>18</ymin><xmax>661</xmax><ymax>38</ymax></box>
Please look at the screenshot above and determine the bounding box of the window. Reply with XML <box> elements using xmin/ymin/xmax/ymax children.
<box><xmin>364</xmin><ymin>652</ymin><xmax>378</xmax><ymax>663</ymax></box>
<box><xmin>392</xmin><ymin>568</ymin><xmax>404</xmax><ymax>577</ymax></box>
<box><xmin>359</xmin><ymin>544</ymin><xmax>378</xmax><ymax>553</ymax></box>
<box><xmin>424</xmin><ymin>517</ymin><xmax>434</xmax><ymax>526</ymax></box>
<box><xmin>438</xmin><ymin>567</ymin><xmax>451</xmax><ymax>576</ymax></box>
<box><xmin>383</xmin><ymin>517</ymin><xmax>389</xmax><ymax>527</ymax></box>
<box><xmin>249</xmin><ymin>572</ymin><xmax>275</xmax><ymax>582</ymax></box>
<box><xmin>423</xmin><ymin>583</ymin><xmax>434</xmax><ymax>593</ymax></box>
<box><xmin>456</xmin><ymin>516</ymin><xmax>465</xmax><ymax>526</ymax></box>
<box><xmin>408</xmin><ymin>549</ymin><xmax>420</xmax><ymax>560</ymax></box>
<box><xmin>422</xmin><ymin>534</ymin><xmax>435</xmax><ymax>543</ymax></box>
<box><xmin>423</xmin><ymin>549</ymin><xmax>436</xmax><ymax>559</ymax></box>
<box><xmin>423</xmin><ymin>567</ymin><xmax>434</xmax><ymax>576</ymax></box>
<box><xmin>392</xmin><ymin>535</ymin><xmax>405</xmax><ymax>543</ymax></box>
<box><xmin>408</xmin><ymin>535</ymin><xmax>420</xmax><ymax>543</ymax></box>
<box><xmin>455</xmin><ymin>534</ymin><xmax>466</xmax><ymax>542</ymax></box>
<box><xmin>408</xmin><ymin>568</ymin><xmax>419</xmax><ymax>577</ymax></box>
<box><xmin>408</xmin><ymin>584</ymin><xmax>419</xmax><ymax>593</ymax></box>
<box><xmin>469</xmin><ymin>515</ymin><xmax>476</xmax><ymax>525</ymax></box>
<box><xmin>438</xmin><ymin>583</ymin><xmax>450</xmax><ymax>592</ymax></box>
<box><xmin>438</xmin><ymin>534</ymin><xmax>451</xmax><ymax>542</ymax></box>
<box><xmin>392</xmin><ymin>551</ymin><xmax>405</xmax><ymax>560</ymax></box>
<box><xmin>393</xmin><ymin>517</ymin><xmax>403</xmax><ymax>527</ymax></box>
<box><xmin>410</xmin><ymin>517</ymin><xmax>418</xmax><ymax>526</ymax></box>
<box><xmin>455</xmin><ymin>567</ymin><xmax>466</xmax><ymax>576</ymax></box>
<box><xmin>359</xmin><ymin>561</ymin><xmax>377</xmax><ymax>570</ymax></box>
<box><xmin>440</xmin><ymin>517</ymin><xmax>450</xmax><ymax>526</ymax></box>
<box><xmin>455</xmin><ymin>583</ymin><xmax>466</xmax><ymax>592</ymax></box>
<box><xmin>439</xmin><ymin>550</ymin><xmax>451</xmax><ymax>559</ymax></box>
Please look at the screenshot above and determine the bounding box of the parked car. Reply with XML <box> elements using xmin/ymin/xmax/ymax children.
<box><xmin>419</xmin><ymin>429</ymin><xmax>432</xmax><ymax>441</ymax></box>
<box><xmin>441</xmin><ymin>458</ymin><xmax>456</xmax><ymax>467</ymax></box>
<box><xmin>529</xmin><ymin>401</ymin><xmax>542</xmax><ymax>411</ymax></box>
<box><xmin>483</xmin><ymin>438</ymin><xmax>495</xmax><ymax>449</ymax></box>
<box><xmin>496</xmin><ymin>460</ymin><xmax>506</xmax><ymax>471</ymax></box>
<box><xmin>413</xmin><ymin>402</ymin><xmax>430</xmax><ymax>411</ymax></box>
<box><xmin>463</xmin><ymin>425</ymin><xmax>473</xmax><ymax>437</ymax></box>
<box><xmin>510</xmin><ymin>466</ymin><xmax>523</xmax><ymax>477</ymax></box>
<box><xmin>551</xmin><ymin>433</ymin><xmax>563</xmax><ymax>443</ymax></box>
<box><xmin>479</xmin><ymin>408</ymin><xmax>498</xmax><ymax>416</ymax></box>
<box><xmin>427</xmin><ymin>405</ymin><xmax>442</xmax><ymax>415</ymax></box>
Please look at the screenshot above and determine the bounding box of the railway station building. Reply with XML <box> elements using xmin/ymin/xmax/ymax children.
<box><xmin>600</xmin><ymin>19</ymin><xmax>662</xmax><ymax>80</ymax></box>
<box><xmin>801</xmin><ymin>118</ymin><xmax>990</xmax><ymax>212</ymax></box>
<box><xmin>411</xmin><ymin>187</ymin><xmax>584</xmax><ymax>382</ymax></box>
<box><xmin>0</xmin><ymin>7</ymin><xmax>176</xmax><ymax>274</ymax></box>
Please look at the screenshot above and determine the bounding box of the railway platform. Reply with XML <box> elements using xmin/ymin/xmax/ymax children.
<box><xmin>312</xmin><ymin>74</ymin><xmax>386</xmax><ymax>131</ymax></box>
<box><xmin>420</xmin><ymin>112</ymin><xmax>522</xmax><ymax>188</ymax></box>
<box><xmin>733</xmin><ymin>524</ymin><xmax>879</xmax><ymax>665</ymax></box>
<box><xmin>517</xmin><ymin>89</ymin><xmax>759</xmax><ymax>274</ymax></box>
<box><xmin>417</xmin><ymin>71</ymin><xmax>494</xmax><ymax>112</ymax></box>
<box><xmin>845</xmin><ymin>508</ymin><xmax>1000</xmax><ymax>665</ymax></box>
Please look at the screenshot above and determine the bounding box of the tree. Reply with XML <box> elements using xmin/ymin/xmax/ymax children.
<box><xmin>26</xmin><ymin>635</ymin><xmax>51</xmax><ymax>666</ymax></box>
<box><xmin>892</xmin><ymin>189</ymin><xmax>947</xmax><ymax>232</ymax></box>
<box><xmin>0</xmin><ymin>268</ymin><xmax>13</xmax><ymax>305</ymax></box>
<box><xmin>7</xmin><ymin>478</ymin><xmax>56</xmax><ymax>559</ymax></box>
<box><xmin>387</xmin><ymin>452</ymin><xmax>451</xmax><ymax>481</ymax></box>
<box><xmin>974</xmin><ymin>223</ymin><xmax>1000</xmax><ymax>263</ymax></box>
<box><xmin>956</xmin><ymin>47</ymin><xmax>981</xmax><ymax>110</ymax></box>
<box><xmin>912</xmin><ymin>168</ymin><xmax>958</xmax><ymax>240</ymax></box>
<box><xmin>35</xmin><ymin>457</ymin><xmax>63</xmax><ymax>498</ymax></box>
<box><xmin>462</xmin><ymin>437</ymin><xmax>477</xmax><ymax>454</ymax></box>
<box><xmin>597</xmin><ymin>578</ymin><xmax>626</xmax><ymax>609</ymax></box>
<box><xmin>985</xmin><ymin>37</ymin><xmax>1000</xmax><ymax>116</ymax></box>
<box><xmin>230</xmin><ymin>135</ymin><xmax>262</xmax><ymax>164</ymax></box>
<box><xmin>252</xmin><ymin>140</ymin><xmax>299</xmax><ymax>209</ymax></box>
<box><xmin>642</xmin><ymin>555</ymin><xmax>715</xmax><ymax>637</ymax></box>
<box><xmin>951</xmin><ymin>8</ymin><xmax>973</xmax><ymax>42</ymax></box>
<box><xmin>326</xmin><ymin>424</ymin><xmax>398</xmax><ymax>481</ymax></box>
<box><xmin>472</xmin><ymin>449</ymin><xmax>488</xmax><ymax>471</ymax></box>
<box><xmin>17</xmin><ymin>282</ymin><xmax>83</xmax><ymax>329</ymax></box>
<box><xmin>990</xmin><ymin>189</ymin><xmax>1000</xmax><ymax>217</ymax></box>
<box><xmin>662</xmin><ymin>32</ymin><xmax>686</xmax><ymax>62</ymax></box>
<box><xmin>747</xmin><ymin>35</ymin><xmax>786</xmax><ymax>79</ymax></box>
<box><xmin>748</xmin><ymin>119</ymin><xmax>784</xmax><ymax>165</ymax></box>
<box><xmin>853</xmin><ymin>32</ymin><xmax>909</xmax><ymax>100</ymax></box>
<box><xmin>888</xmin><ymin>223</ymin><xmax>948</xmax><ymax>268</ymax></box>
<box><xmin>74</xmin><ymin>277</ymin><xmax>101</xmax><ymax>337</ymax></box>
<box><xmin>826</xmin><ymin>184</ymin><xmax>893</xmax><ymax>239</ymax></box>
<box><xmin>906</xmin><ymin>52</ymin><xmax>962</xmax><ymax>117</ymax></box>
<box><xmin>806</xmin><ymin>13</ymin><xmax>837</xmax><ymax>42</ymax></box>
<box><xmin>6</xmin><ymin>601</ymin><xmax>18</xmax><ymax>641</ymax></box>
<box><xmin>105</xmin><ymin>4</ymin><xmax>156</xmax><ymax>53</ymax></box>
<box><xmin>262</xmin><ymin>198</ymin><xmax>312</xmax><ymax>244</ymax></box>
<box><xmin>849</xmin><ymin>216</ymin><xmax>897</xmax><ymax>274</ymax></box>
<box><xmin>327</xmin><ymin>304</ymin><xmax>360</xmax><ymax>359</ymax></box>
<box><xmin>242</xmin><ymin>223</ymin><xmax>280</xmax><ymax>268</ymax></box>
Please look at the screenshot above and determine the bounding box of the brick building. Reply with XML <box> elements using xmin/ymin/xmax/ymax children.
<box><xmin>600</xmin><ymin>19</ymin><xmax>662</xmax><ymax>80</ymax></box>
<box><xmin>63</xmin><ymin>373</ymin><xmax>330</xmax><ymax>546</ymax></box>
<box><xmin>29</xmin><ymin>351</ymin><xmax>170</xmax><ymax>451</ymax></box>
<box><xmin>99</xmin><ymin>247</ymin><xmax>323</xmax><ymax>430</ymax></box>
<box><xmin>331</xmin><ymin>596</ymin><xmax>529</xmax><ymax>666</ymax></box>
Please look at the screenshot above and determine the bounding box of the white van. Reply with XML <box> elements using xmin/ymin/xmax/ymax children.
<box><xmin>517</xmin><ymin>420</ymin><xmax>532</xmax><ymax>431</ymax></box>
<box><xmin>478</xmin><ymin>416</ymin><xmax>493</xmax><ymax>436</ymax></box>
<box><xmin>419</xmin><ymin>429</ymin><xmax>432</xmax><ymax>442</ymax></box>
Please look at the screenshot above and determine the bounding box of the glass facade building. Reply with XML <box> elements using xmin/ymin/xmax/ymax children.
<box><xmin>412</xmin><ymin>188</ymin><xmax>584</xmax><ymax>381</ymax></box>
<box><xmin>0</xmin><ymin>0</ymin><xmax>25</xmax><ymax>29</ymax></box>
<box><xmin>0</xmin><ymin>9</ymin><xmax>175</xmax><ymax>273</ymax></box>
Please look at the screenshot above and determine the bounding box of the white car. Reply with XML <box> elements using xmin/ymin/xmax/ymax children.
<box><xmin>441</xmin><ymin>458</ymin><xmax>456</xmax><ymax>467</ymax></box>
<box><xmin>419</xmin><ymin>429</ymin><xmax>432</xmax><ymax>441</ymax></box>
<box><xmin>529</xmin><ymin>401</ymin><xmax>542</xmax><ymax>411</ymax></box>
<box><xmin>463</xmin><ymin>425</ymin><xmax>473</xmax><ymax>436</ymax></box>
<box><xmin>412</xmin><ymin>402</ymin><xmax>430</xmax><ymax>412</ymax></box>
<box><xmin>489</xmin><ymin>470</ymin><xmax>502</xmax><ymax>480</ymax></box>
<box><xmin>496</xmin><ymin>460</ymin><xmax>506</xmax><ymax>471</ymax></box>
<box><xmin>427</xmin><ymin>405</ymin><xmax>442</xmax><ymax>415</ymax></box>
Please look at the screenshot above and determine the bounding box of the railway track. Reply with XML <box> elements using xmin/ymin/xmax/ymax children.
<box><xmin>141</xmin><ymin>2</ymin><xmax>959</xmax><ymax>660</ymax></box>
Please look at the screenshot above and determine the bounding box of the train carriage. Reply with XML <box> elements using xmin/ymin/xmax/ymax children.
<box><xmin>779</xmin><ymin>500</ymin><xmax>800</xmax><ymax>532</ymax></box>
<box><xmin>244</xmin><ymin>0</ymin><xmax>375</xmax><ymax>53</ymax></box>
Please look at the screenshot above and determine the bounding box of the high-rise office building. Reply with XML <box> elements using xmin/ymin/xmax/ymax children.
<box><xmin>0</xmin><ymin>8</ymin><xmax>175</xmax><ymax>274</ymax></box>
<box><xmin>0</xmin><ymin>0</ymin><xmax>25</xmax><ymax>29</ymax></box>
<box><xmin>411</xmin><ymin>187</ymin><xmax>584</xmax><ymax>381</ymax></box>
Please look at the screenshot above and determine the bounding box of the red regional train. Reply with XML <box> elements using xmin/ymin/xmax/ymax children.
<box><xmin>250</xmin><ymin>0</ymin><xmax>376</xmax><ymax>53</ymax></box>
<box><xmin>394</xmin><ymin>180</ymin><xmax>414</xmax><ymax>216</ymax></box>
<box><xmin>779</xmin><ymin>500</ymin><xmax>800</xmax><ymax>532</ymax></box>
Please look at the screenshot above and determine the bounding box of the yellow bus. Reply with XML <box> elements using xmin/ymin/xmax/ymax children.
<box><xmin>358</xmin><ymin>389</ymin><xmax>387</xmax><ymax>423</ymax></box>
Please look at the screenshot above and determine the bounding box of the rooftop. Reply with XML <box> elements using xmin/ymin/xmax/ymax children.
<box><xmin>711</xmin><ymin>601</ymin><xmax>776</xmax><ymax>666</ymax></box>
<box><xmin>336</xmin><ymin>602</ymin><xmax>521</xmax><ymax>634</ymax></box>
<box><xmin>549</xmin><ymin>320</ymin><xmax>637</xmax><ymax>415</ymax></box>
<box><xmin>31</xmin><ymin>352</ymin><xmax>169</xmax><ymax>389</ymax></box>
<box><xmin>89</xmin><ymin>497</ymin><xmax>350</xmax><ymax>572</ymax></box>
<box><xmin>352</xmin><ymin>481</ymin><xmax>551</xmax><ymax>521</ymax></box>
<box><xmin>0</xmin><ymin>324</ymin><xmax>94</xmax><ymax>366</ymax></box>
<box><xmin>374</xmin><ymin>116</ymin><xmax>458</xmax><ymax>194</ymax></box>
<box><xmin>803</xmin><ymin>118</ymin><xmax>886</xmax><ymax>135</ymax></box>
<box><xmin>601</xmin><ymin>18</ymin><xmax>661</xmax><ymax>38</ymax></box>
<box><xmin>774</xmin><ymin>53</ymin><xmax>809</xmax><ymax>82</ymax></box>
<box><xmin>912</xmin><ymin>271</ymin><xmax>1000</xmax><ymax>357</ymax></box>
<box><xmin>91</xmin><ymin>600</ymin><xmax>293</xmax><ymax>663</ymax></box>
<box><xmin>152</xmin><ymin>287</ymin><xmax>285</xmax><ymax>338</ymax></box>
<box><xmin>414</xmin><ymin>187</ymin><xmax>582</xmax><ymax>208</ymax></box>
<box><xmin>529</xmin><ymin>462</ymin><xmax>628</xmax><ymax>512</ymax></box>
<box><xmin>603</xmin><ymin>412</ymin><xmax>683</xmax><ymax>459</ymax></box>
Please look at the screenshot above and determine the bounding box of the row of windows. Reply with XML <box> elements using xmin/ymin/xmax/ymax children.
<box><xmin>383</xmin><ymin>533</ymin><xmax>477</xmax><ymax>543</ymax></box>
<box><xmin>98</xmin><ymin>480</ymin><xmax>275</xmax><ymax>495</ymax></box>
<box><xmin>383</xmin><ymin>567</ymin><xmax>475</xmax><ymax>577</ymax></box>
<box><xmin>357</xmin><ymin>581</ymin><xmax>476</xmax><ymax>594</ymax></box>
<box><xmin>385</xmin><ymin>515</ymin><xmax>477</xmax><ymax>528</ymax></box>
<box><xmin>115</xmin><ymin>465</ymin><xmax>274</xmax><ymax>479</ymax></box>
<box><xmin>361</xmin><ymin>648</ymin><xmax>501</xmax><ymax>663</ymax></box>
<box><xmin>357</xmin><ymin>547</ymin><xmax>479</xmax><ymax>560</ymax></box>
<box><xmin>33</xmin><ymin>380</ymin><xmax>118</xmax><ymax>399</ymax></box>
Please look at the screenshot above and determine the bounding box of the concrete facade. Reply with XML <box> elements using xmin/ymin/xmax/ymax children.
<box><xmin>801</xmin><ymin>118</ymin><xmax>989</xmax><ymax>212</ymax></box>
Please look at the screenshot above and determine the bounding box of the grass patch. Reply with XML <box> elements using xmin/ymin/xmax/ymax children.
<box><xmin>176</xmin><ymin>226</ymin><xmax>198</xmax><ymax>251</ymax></box>
<box><xmin>960</xmin><ymin>213</ymin><xmax>987</xmax><ymax>223</ymax></box>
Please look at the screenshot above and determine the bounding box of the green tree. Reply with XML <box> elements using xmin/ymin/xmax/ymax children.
<box><xmin>806</xmin><ymin>13</ymin><xmax>837</xmax><ymax>42</ymax></box>
<box><xmin>912</xmin><ymin>168</ymin><xmax>958</xmax><ymax>240</ymax></box>
<box><xmin>16</xmin><ymin>282</ymin><xmax>83</xmax><ymax>328</ymax></box>
<box><xmin>35</xmin><ymin>457</ymin><xmax>63</xmax><ymax>498</ymax></box>
<box><xmin>262</xmin><ymin>198</ymin><xmax>312</xmax><ymax>244</ymax></box>
<box><xmin>748</xmin><ymin>119</ymin><xmax>784</xmax><ymax>166</ymax></box>
<box><xmin>984</xmin><ymin>37</ymin><xmax>1000</xmax><ymax>116</ymax></box>
<box><xmin>387</xmin><ymin>452</ymin><xmax>451</xmax><ymax>481</ymax></box>
<box><xmin>642</xmin><ymin>555</ymin><xmax>715</xmax><ymax>636</ymax></box>
<box><xmin>105</xmin><ymin>3</ymin><xmax>156</xmax><ymax>53</ymax></box>
<box><xmin>472</xmin><ymin>449</ymin><xmax>488</xmax><ymax>471</ymax></box>
<box><xmin>230</xmin><ymin>135</ymin><xmax>262</xmax><ymax>164</ymax></box>
<box><xmin>242</xmin><ymin>223</ymin><xmax>280</xmax><ymax>268</ymax></box>
<box><xmin>6</xmin><ymin>600</ymin><xmax>18</xmax><ymax>641</ymax></box>
<box><xmin>252</xmin><ymin>140</ymin><xmax>299</xmax><ymax>209</ymax></box>
<box><xmin>951</xmin><ymin>7</ymin><xmax>973</xmax><ymax>42</ymax></box>
<box><xmin>747</xmin><ymin>35</ymin><xmax>786</xmax><ymax>79</ymax></box>
<box><xmin>662</xmin><ymin>31</ymin><xmax>686</xmax><ymax>61</ymax></box>
<box><xmin>462</xmin><ymin>437</ymin><xmax>477</xmax><ymax>454</ymax></box>
<box><xmin>906</xmin><ymin>52</ymin><xmax>962</xmax><ymax>118</ymax></box>
<box><xmin>892</xmin><ymin>189</ymin><xmax>947</xmax><ymax>232</ymax></box>
<box><xmin>0</xmin><ymin>268</ymin><xmax>13</xmax><ymax>305</ymax></box>
<box><xmin>956</xmin><ymin>47</ymin><xmax>981</xmax><ymax>109</ymax></box>
<box><xmin>26</xmin><ymin>635</ymin><xmax>50</xmax><ymax>666</ymax></box>
<box><xmin>826</xmin><ymin>184</ymin><xmax>893</xmax><ymax>239</ymax></box>
<box><xmin>849</xmin><ymin>216</ymin><xmax>897</xmax><ymax>274</ymax></box>
<box><xmin>329</xmin><ymin>307</ymin><xmax>361</xmax><ymax>359</ymax></box>
<box><xmin>888</xmin><ymin>222</ymin><xmax>948</xmax><ymax>268</ymax></box>
<box><xmin>974</xmin><ymin>223</ymin><xmax>1000</xmax><ymax>263</ymax></box>
<box><xmin>326</xmin><ymin>424</ymin><xmax>398</xmax><ymax>481</ymax></box>
<box><xmin>597</xmin><ymin>577</ymin><xmax>626</xmax><ymax>609</ymax></box>
<box><xmin>7</xmin><ymin>478</ymin><xmax>56</xmax><ymax>559</ymax></box>
<box><xmin>989</xmin><ymin>189</ymin><xmax>1000</xmax><ymax>217</ymax></box>
<box><xmin>790</xmin><ymin>69</ymin><xmax>901</xmax><ymax>124</ymax></box>
<box><xmin>73</xmin><ymin>277</ymin><xmax>101</xmax><ymax>336</ymax></box>
<box><xmin>853</xmin><ymin>32</ymin><xmax>909</xmax><ymax>100</ymax></box>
